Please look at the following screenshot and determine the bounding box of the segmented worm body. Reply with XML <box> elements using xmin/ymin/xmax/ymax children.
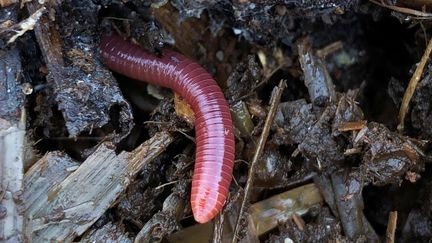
<box><xmin>100</xmin><ymin>34</ymin><xmax>235</xmax><ymax>223</ymax></box>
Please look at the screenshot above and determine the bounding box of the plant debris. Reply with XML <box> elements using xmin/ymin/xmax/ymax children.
<box><xmin>28</xmin><ymin>0</ymin><xmax>134</xmax><ymax>139</ymax></box>
<box><xmin>2</xmin><ymin>0</ymin><xmax>432</xmax><ymax>242</ymax></box>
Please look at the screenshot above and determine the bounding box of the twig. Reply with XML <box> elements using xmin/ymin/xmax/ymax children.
<box><xmin>316</xmin><ymin>41</ymin><xmax>343</xmax><ymax>58</ymax></box>
<box><xmin>154</xmin><ymin>180</ymin><xmax>179</xmax><ymax>190</ymax></box>
<box><xmin>231</xmin><ymin>80</ymin><xmax>287</xmax><ymax>243</ymax></box>
<box><xmin>369</xmin><ymin>0</ymin><xmax>432</xmax><ymax>18</ymax></box>
<box><xmin>337</xmin><ymin>121</ymin><xmax>367</xmax><ymax>132</ymax></box>
<box><xmin>143</xmin><ymin>121</ymin><xmax>171</xmax><ymax>125</ymax></box>
<box><xmin>103</xmin><ymin>16</ymin><xmax>133</xmax><ymax>21</ymax></box>
<box><xmin>5</xmin><ymin>6</ymin><xmax>45</xmax><ymax>44</ymax></box>
<box><xmin>176</xmin><ymin>130</ymin><xmax>196</xmax><ymax>143</ymax></box>
<box><xmin>232</xmin><ymin>174</ymin><xmax>240</xmax><ymax>188</ymax></box>
<box><xmin>386</xmin><ymin>211</ymin><xmax>398</xmax><ymax>243</ymax></box>
<box><xmin>298</xmin><ymin>38</ymin><xmax>337</xmax><ymax>105</ymax></box>
<box><xmin>234</xmin><ymin>159</ymin><xmax>250</xmax><ymax>166</ymax></box>
<box><xmin>40</xmin><ymin>136</ymin><xmax>105</xmax><ymax>141</ymax></box>
<box><xmin>398</xmin><ymin>37</ymin><xmax>432</xmax><ymax>131</ymax></box>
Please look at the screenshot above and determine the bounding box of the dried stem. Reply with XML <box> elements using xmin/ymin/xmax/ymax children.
<box><xmin>398</xmin><ymin>37</ymin><xmax>432</xmax><ymax>131</ymax></box>
<box><xmin>369</xmin><ymin>0</ymin><xmax>432</xmax><ymax>18</ymax></box>
<box><xmin>231</xmin><ymin>80</ymin><xmax>287</xmax><ymax>243</ymax></box>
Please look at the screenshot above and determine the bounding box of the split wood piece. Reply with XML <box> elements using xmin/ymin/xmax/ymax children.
<box><xmin>23</xmin><ymin>152</ymin><xmax>80</xmax><ymax>216</ymax></box>
<box><xmin>0</xmin><ymin>117</ymin><xmax>26</xmax><ymax>242</ymax></box>
<box><xmin>0</xmin><ymin>7</ymin><xmax>26</xmax><ymax>239</ymax></box>
<box><xmin>24</xmin><ymin>131</ymin><xmax>173</xmax><ymax>242</ymax></box>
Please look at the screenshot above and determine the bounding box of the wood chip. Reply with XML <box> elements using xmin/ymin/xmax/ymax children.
<box><xmin>24</xmin><ymin>132</ymin><xmax>173</xmax><ymax>242</ymax></box>
<box><xmin>292</xmin><ymin>213</ymin><xmax>305</xmax><ymax>231</ymax></box>
<box><xmin>250</xmin><ymin>183</ymin><xmax>323</xmax><ymax>235</ymax></box>
<box><xmin>316</xmin><ymin>41</ymin><xmax>343</xmax><ymax>58</ymax></box>
<box><xmin>337</xmin><ymin>120</ymin><xmax>367</xmax><ymax>132</ymax></box>
<box><xmin>386</xmin><ymin>211</ymin><xmax>397</xmax><ymax>243</ymax></box>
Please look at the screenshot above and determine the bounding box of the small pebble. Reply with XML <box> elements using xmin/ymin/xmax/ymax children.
<box><xmin>284</xmin><ymin>238</ymin><xmax>294</xmax><ymax>243</ymax></box>
<box><xmin>216</xmin><ymin>51</ymin><xmax>224</xmax><ymax>61</ymax></box>
<box><xmin>22</xmin><ymin>83</ymin><xmax>33</xmax><ymax>95</ymax></box>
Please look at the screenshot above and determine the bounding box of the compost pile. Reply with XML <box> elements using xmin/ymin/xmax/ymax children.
<box><xmin>1</xmin><ymin>0</ymin><xmax>432</xmax><ymax>242</ymax></box>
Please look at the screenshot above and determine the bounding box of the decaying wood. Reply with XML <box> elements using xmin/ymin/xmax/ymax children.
<box><xmin>81</xmin><ymin>223</ymin><xmax>132</xmax><ymax>243</ymax></box>
<box><xmin>134</xmin><ymin>183</ymin><xmax>187</xmax><ymax>243</ymax></box>
<box><xmin>152</xmin><ymin>3</ymin><xmax>236</xmax><ymax>84</ymax></box>
<box><xmin>0</xmin><ymin>5</ymin><xmax>26</xmax><ymax>239</ymax></box>
<box><xmin>26</xmin><ymin>2</ymin><xmax>63</xmax><ymax>67</ymax></box>
<box><xmin>23</xmin><ymin>152</ymin><xmax>80</xmax><ymax>216</ymax></box>
<box><xmin>153</xmin><ymin>3</ymin><xmax>207</xmax><ymax>60</ymax></box>
<box><xmin>27</xmin><ymin>1</ymin><xmax>133</xmax><ymax>138</ymax></box>
<box><xmin>24</xmin><ymin>131</ymin><xmax>174</xmax><ymax>242</ymax></box>
<box><xmin>298</xmin><ymin>39</ymin><xmax>337</xmax><ymax>106</ymax></box>
<box><xmin>0</xmin><ymin>17</ymin><xmax>24</xmax><ymax>123</ymax></box>
<box><xmin>330</xmin><ymin>171</ymin><xmax>379</xmax><ymax>241</ymax></box>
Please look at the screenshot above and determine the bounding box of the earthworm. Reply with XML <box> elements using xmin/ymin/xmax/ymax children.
<box><xmin>99</xmin><ymin>34</ymin><xmax>235</xmax><ymax>224</ymax></box>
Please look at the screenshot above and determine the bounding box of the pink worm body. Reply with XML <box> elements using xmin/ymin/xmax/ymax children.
<box><xmin>100</xmin><ymin>34</ymin><xmax>235</xmax><ymax>223</ymax></box>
